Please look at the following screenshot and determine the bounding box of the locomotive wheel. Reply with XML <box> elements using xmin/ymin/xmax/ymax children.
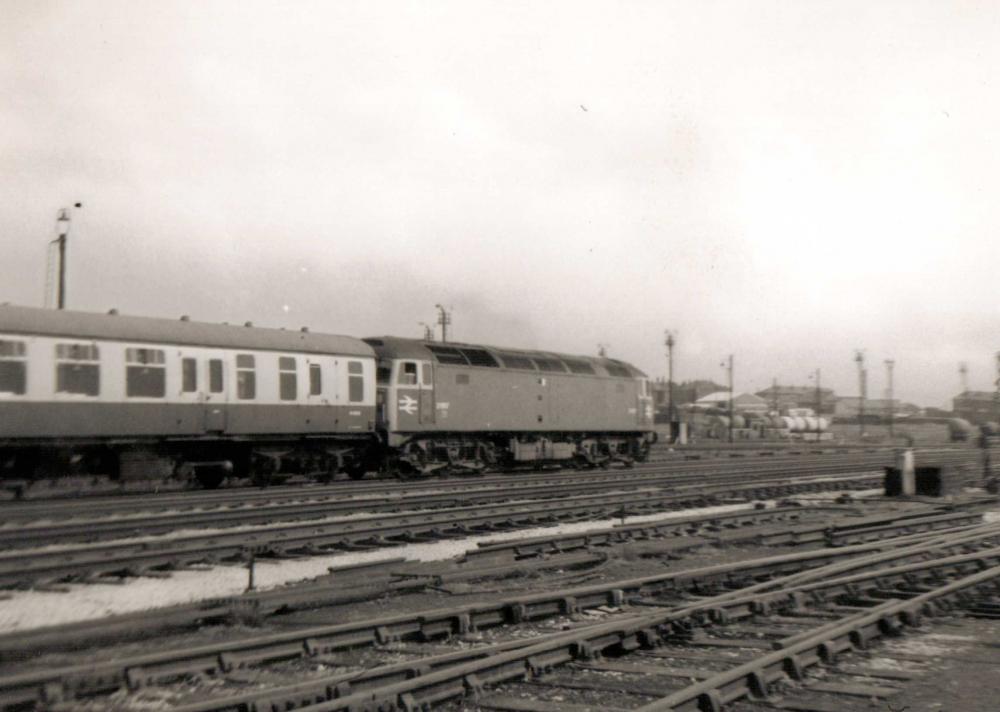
<box><xmin>195</xmin><ymin>467</ymin><xmax>226</xmax><ymax>490</ymax></box>
<box><xmin>346</xmin><ymin>462</ymin><xmax>367</xmax><ymax>480</ymax></box>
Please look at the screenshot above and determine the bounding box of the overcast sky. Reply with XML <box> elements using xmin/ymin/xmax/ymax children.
<box><xmin>3</xmin><ymin>1</ymin><xmax>998</xmax><ymax>407</ymax></box>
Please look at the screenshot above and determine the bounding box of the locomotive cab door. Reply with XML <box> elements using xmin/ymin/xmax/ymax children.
<box><xmin>418</xmin><ymin>362</ymin><xmax>435</xmax><ymax>424</ymax></box>
<box><xmin>637</xmin><ymin>378</ymin><xmax>653</xmax><ymax>428</ymax></box>
<box><xmin>393</xmin><ymin>360</ymin><xmax>434</xmax><ymax>431</ymax></box>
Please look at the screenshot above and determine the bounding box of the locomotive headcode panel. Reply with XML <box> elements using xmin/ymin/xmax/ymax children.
<box><xmin>0</xmin><ymin>305</ymin><xmax>377</xmax><ymax>487</ymax></box>
<box><xmin>364</xmin><ymin>336</ymin><xmax>654</xmax><ymax>475</ymax></box>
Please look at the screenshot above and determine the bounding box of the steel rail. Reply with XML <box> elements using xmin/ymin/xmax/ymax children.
<box><xmin>464</xmin><ymin>508</ymin><xmax>982</xmax><ymax>562</ymax></box>
<box><xmin>0</xmin><ymin>462</ymin><xmax>890</xmax><ymax>548</ymax></box>
<box><xmin>270</xmin><ymin>550</ymin><xmax>1000</xmax><ymax>712</ymax></box>
<box><xmin>634</xmin><ymin>564</ymin><xmax>1000</xmax><ymax>712</ymax></box>
<box><xmin>0</xmin><ymin>506</ymin><xmax>981</xmax><ymax>661</ymax></box>
<box><xmin>4</xmin><ymin>522</ymin><xmax>998</xmax><ymax>710</ymax></box>
<box><xmin>0</xmin><ymin>472</ymin><xmax>883</xmax><ymax>588</ymax></box>
<box><xmin>0</xmin><ymin>450</ymin><xmax>913</xmax><ymax>524</ymax></box>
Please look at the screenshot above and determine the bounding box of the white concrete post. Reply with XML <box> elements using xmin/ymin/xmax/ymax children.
<box><xmin>897</xmin><ymin>448</ymin><xmax>915</xmax><ymax>495</ymax></box>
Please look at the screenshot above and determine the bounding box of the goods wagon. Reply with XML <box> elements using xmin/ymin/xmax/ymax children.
<box><xmin>0</xmin><ymin>305</ymin><xmax>377</xmax><ymax>487</ymax></box>
<box><xmin>364</xmin><ymin>336</ymin><xmax>655</xmax><ymax>475</ymax></box>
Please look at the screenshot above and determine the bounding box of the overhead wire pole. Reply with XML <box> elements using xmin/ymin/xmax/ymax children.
<box><xmin>855</xmin><ymin>350</ymin><xmax>866</xmax><ymax>439</ymax></box>
<box><xmin>665</xmin><ymin>331</ymin><xmax>675</xmax><ymax>443</ymax></box>
<box><xmin>722</xmin><ymin>354</ymin><xmax>734</xmax><ymax>444</ymax></box>
<box><xmin>435</xmin><ymin>304</ymin><xmax>451</xmax><ymax>343</ymax></box>
<box><xmin>995</xmin><ymin>352</ymin><xmax>1000</xmax><ymax>427</ymax></box>
<box><xmin>51</xmin><ymin>203</ymin><xmax>82</xmax><ymax>309</ymax></box>
<box><xmin>885</xmin><ymin>359</ymin><xmax>895</xmax><ymax>441</ymax></box>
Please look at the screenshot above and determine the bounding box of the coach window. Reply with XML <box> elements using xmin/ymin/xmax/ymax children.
<box><xmin>181</xmin><ymin>358</ymin><xmax>197</xmax><ymax>393</ymax></box>
<box><xmin>55</xmin><ymin>343</ymin><xmax>100</xmax><ymax>396</ymax></box>
<box><xmin>397</xmin><ymin>362</ymin><xmax>418</xmax><ymax>385</ymax></box>
<box><xmin>236</xmin><ymin>354</ymin><xmax>256</xmax><ymax>400</ymax></box>
<box><xmin>279</xmin><ymin>356</ymin><xmax>297</xmax><ymax>401</ymax></box>
<box><xmin>348</xmin><ymin>361</ymin><xmax>364</xmax><ymax>402</ymax></box>
<box><xmin>208</xmin><ymin>359</ymin><xmax>224</xmax><ymax>393</ymax></box>
<box><xmin>0</xmin><ymin>340</ymin><xmax>26</xmax><ymax>395</ymax></box>
<box><xmin>309</xmin><ymin>363</ymin><xmax>322</xmax><ymax>395</ymax></box>
<box><xmin>421</xmin><ymin>363</ymin><xmax>433</xmax><ymax>386</ymax></box>
<box><xmin>126</xmin><ymin>348</ymin><xmax>166</xmax><ymax>398</ymax></box>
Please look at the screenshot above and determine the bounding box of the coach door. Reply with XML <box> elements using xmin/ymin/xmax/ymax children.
<box><xmin>203</xmin><ymin>356</ymin><xmax>227</xmax><ymax>432</ymax></box>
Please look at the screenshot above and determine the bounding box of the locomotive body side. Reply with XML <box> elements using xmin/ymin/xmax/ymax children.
<box><xmin>365</xmin><ymin>336</ymin><xmax>653</xmax><ymax>474</ymax></box>
<box><xmin>0</xmin><ymin>305</ymin><xmax>376</xmax><ymax>487</ymax></box>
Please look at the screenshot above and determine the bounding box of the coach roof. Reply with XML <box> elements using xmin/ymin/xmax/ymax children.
<box><xmin>0</xmin><ymin>305</ymin><xmax>374</xmax><ymax>357</ymax></box>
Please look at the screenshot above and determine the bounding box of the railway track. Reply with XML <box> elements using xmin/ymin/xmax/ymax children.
<box><xmin>0</xmin><ymin>449</ymin><xmax>981</xmax><ymax>545</ymax></box>
<box><xmin>0</xmin><ymin>459</ymin><xmax>905</xmax><ymax>548</ymax></box>
<box><xmin>0</xmin><ymin>471</ymin><xmax>885</xmax><ymax>588</ymax></box>
<box><xmin>2</xmin><ymin>512</ymin><xmax>998</xmax><ymax>711</ymax></box>
<box><xmin>0</xmin><ymin>446</ymin><xmax>978</xmax><ymax>515</ymax></box>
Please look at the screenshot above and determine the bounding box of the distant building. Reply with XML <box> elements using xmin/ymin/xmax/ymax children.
<box><xmin>952</xmin><ymin>391</ymin><xmax>998</xmax><ymax>425</ymax></box>
<box><xmin>833</xmin><ymin>397</ymin><xmax>918</xmax><ymax>419</ymax></box>
<box><xmin>651</xmin><ymin>379</ymin><xmax>726</xmax><ymax>412</ymax></box>
<box><xmin>693</xmin><ymin>391</ymin><xmax>769</xmax><ymax>414</ymax></box>
<box><xmin>755</xmin><ymin>384</ymin><xmax>836</xmax><ymax>415</ymax></box>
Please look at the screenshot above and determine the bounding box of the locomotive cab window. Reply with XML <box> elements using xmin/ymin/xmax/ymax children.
<box><xmin>279</xmin><ymin>356</ymin><xmax>297</xmax><ymax>401</ymax></box>
<box><xmin>398</xmin><ymin>362</ymin><xmax>418</xmax><ymax>385</ymax></box>
<box><xmin>309</xmin><ymin>364</ymin><xmax>322</xmax><ymax>395</ymax></box>
<box><xmin>55</xmin><ymin>343</ymin><xmax>100</xmax><ymax>396</ymax></box>
<box><xmin>181</xmin><ymin>358</ymin><xmax>197</xmax><ymax>393</ymax></box>
<box><xmin>0</xmin><ymin>340</ymin><xmax>26</xmax><ymax>395</ymax></box>
<box><xmin>236</xmin><ymin>354</ymin><xmax>256</xmax><ymax>400</ymax></box>
<box><xmin>126</xmin><ymin>348</ymin><xmax>166</xmax><ymax>398</ymax></box>
<box><xmin>348</xmin><ymin>361</ymin><xmax>364</xmax><ymax>402</ymax></box>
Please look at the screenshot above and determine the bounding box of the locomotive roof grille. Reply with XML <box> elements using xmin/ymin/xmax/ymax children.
<box><xmin>498</xmin><ymin>353</ymin><xmax>536</xmax><ymax>370</ymax></box>
<box><xmin>533</xmin><ymin>357</ymin><xmax>568</xmax><ymax>373</ymax></box>
<box><xmin>426</xmin><ymin>344</ymin><xmax>469</xmax><ymax>365</ymax></box>
<box><xmin>562</xmin><ymin>358</ymin><xmax>596</xmax><ymax>375</ymax></box>
<box><xmin>459</xmin><ymin>348</ymin><xmax>499</xmax><ymax>368</ymax></box>
<box><xmin>603</xmin><ymin>362</ymin><xmax>633</xmax><ymax>378</ymax></box>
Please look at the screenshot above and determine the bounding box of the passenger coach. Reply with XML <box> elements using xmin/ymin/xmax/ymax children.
<box><xmin>0</xmin><ymin>305</ymin><xmax>377</xmax><ymax>487</ymax></box>
<box><xmin>364</xmin><ymin>336</ymin><xmax>655</xmax><ymax>475</ymax></box>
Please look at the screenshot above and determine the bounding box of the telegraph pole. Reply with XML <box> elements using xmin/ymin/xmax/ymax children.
<box><xmin>419</xmin><ymin>322</ymin><xmax>434</xmax><ymax>341</ymax></box>
<box><xmin>855</xmin><ymin>350</ymin><xmax>867</xmax><ymax>439</ymax></box>
<box><xmin>885</xmin><ymin>359</ymin><xmax>895</xmax><ymax>440</ymax></box>
<box><xmin>813</xmin><ymin>368</ymin><xmax>821</xmax><ymax>415</ymax></box>
<box><xmin>665</xmin><ymin>331</ymin><xmax>675</xmax><ymax>442</ymax></box>
<box><xmin>435</xmin><ymin>304</ymin><xmax>451</xmax><ymax>342</ymax></box>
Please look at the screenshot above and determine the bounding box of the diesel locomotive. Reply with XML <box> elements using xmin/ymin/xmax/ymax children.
<box><xmin>0</xmin><ymin>305</ymin><xmax>654</xmax><ymax>488</ymax></box>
